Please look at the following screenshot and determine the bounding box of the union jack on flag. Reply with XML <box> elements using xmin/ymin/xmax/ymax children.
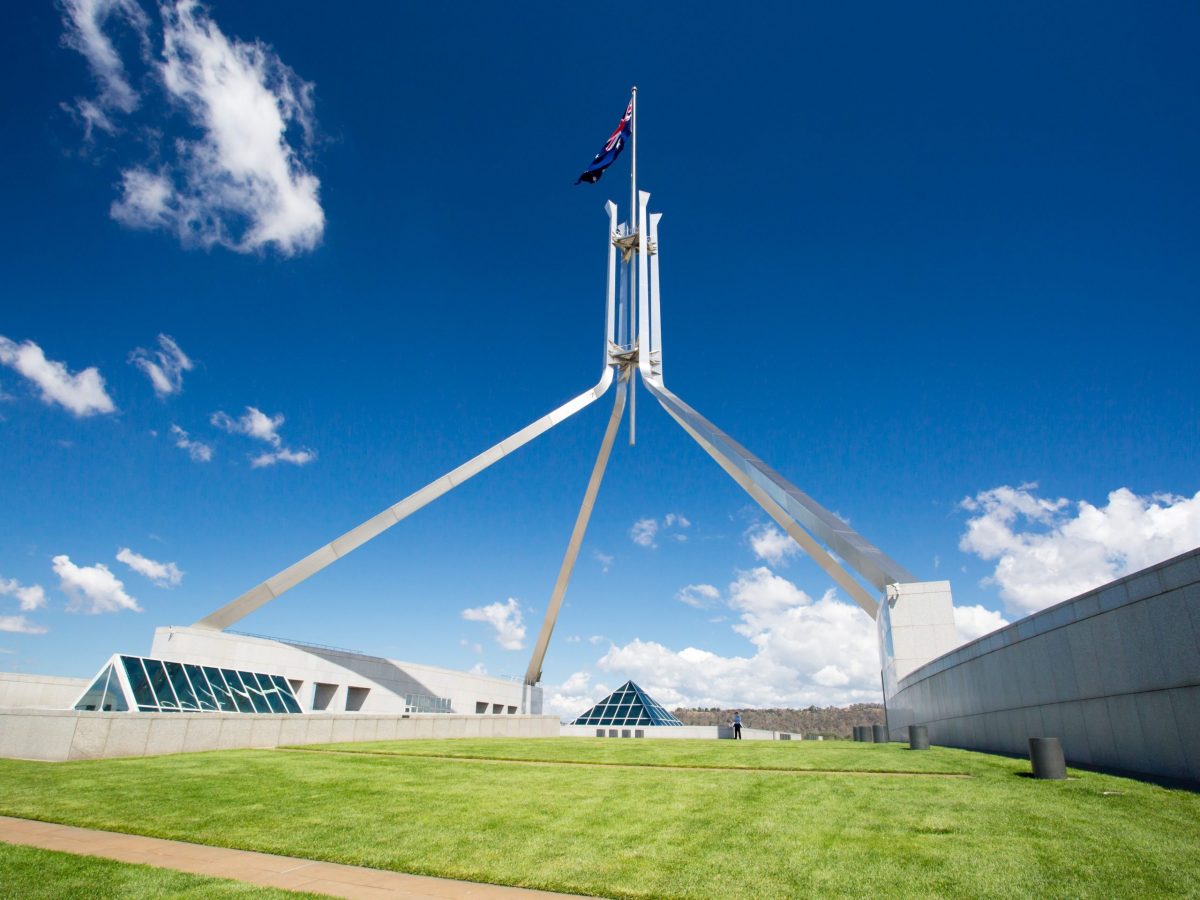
<box><xmin>575</xmin><ymin>97</ymin><xmax>633</xmax><ymax>185</ymax></box>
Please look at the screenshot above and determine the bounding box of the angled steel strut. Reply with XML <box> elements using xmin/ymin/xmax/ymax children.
<box><xmin>630</xmin><ymin>190</ymin><xmax>911</xmax><ymax>617</ymax></box>
<box><xmin>193</xmin><ymin>203</ymin><xmax>626</xmax><ymax>632</ymax></box>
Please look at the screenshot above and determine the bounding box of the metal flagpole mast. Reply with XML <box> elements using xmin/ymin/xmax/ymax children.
<box><xmin>628</xmin><ymin>85</ymin><xmax>638</xmax><ymax>445</ymax></box>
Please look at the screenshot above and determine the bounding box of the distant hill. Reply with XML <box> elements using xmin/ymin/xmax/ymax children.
<box><xmin>672</xmin><ymin>704</ymin><xmax>885</xmax><ymax>738</ymax></box>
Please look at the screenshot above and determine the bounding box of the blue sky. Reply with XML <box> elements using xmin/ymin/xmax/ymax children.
<box><xmin>2</xmin><ymin>1</ymin><xmax>1197</xmax><ymax>715</ymax></box>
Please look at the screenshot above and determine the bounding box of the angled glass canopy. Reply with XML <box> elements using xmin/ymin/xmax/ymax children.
<box><xmin>74</xmin><ymin>654</ymin><xmax>303</xmax><ymax>714</ymax></box>
<box><xmin>571</xmin><ymin>680</ymin><xmax>683</xmax><ymax>727</ymax></box>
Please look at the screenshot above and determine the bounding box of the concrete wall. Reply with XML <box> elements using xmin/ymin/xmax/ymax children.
<box><xmin>887</xmin><ymin>548</ymin><xmax>1200</xmax><ymax>781</ymax></box>
<box><xmin>150</xmin><ymin>627</ymin><xmax>534</xmax><ymax>716</ymax></box>
<box><xmin>559</xmin><ymin>724</ymin><xmax>801</xmax><ymax>740</ymax></box>
<box><xmin>0</xmin><ymin>709</ymin><xmax>561</xmax><ymax>762</ymax></box>
<box><xmin>0</xmin><ymin>672</ymin><xmax>88</xmax><ymax>709</ymax></box>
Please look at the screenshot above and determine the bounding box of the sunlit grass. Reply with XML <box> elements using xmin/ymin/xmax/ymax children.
<box><xmin>0</xmin><ymin>738</ymin><xmax>1196</xmax><ymax>898</ymax></box>
<box><xmin>0</xmin><ymin>843</ymin><xmax>320</xmax><ymax>899</ymax></box>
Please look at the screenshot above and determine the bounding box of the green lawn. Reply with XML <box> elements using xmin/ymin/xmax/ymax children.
<box><xmin>0</xmin><ymin>738</ymin><xmax>1197</xmax><ymax>899</ymax></box>
<box><xmin>0</xmin><ymin>843</ymin><xmax>321</xmax><ymax>899</ymax></box>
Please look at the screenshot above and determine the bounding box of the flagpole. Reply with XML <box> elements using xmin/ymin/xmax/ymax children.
<box><xmin>629</xmin><ymin>85</ymin><xmax>638</xmax><ymax>445</ymax></box>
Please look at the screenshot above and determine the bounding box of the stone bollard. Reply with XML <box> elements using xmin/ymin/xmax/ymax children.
<box><xmin>908</xmin><ymin>725</ymin><xmax>929</xmax><ymax>750</ymax></box>
<box><xmin>861</xmin><ymin>725</ymin><xmax>875</xmax><ymax>743</ymax></box>
<box><xmin>1029</xmin><ymin>737</ymin><xmax>1067</xmax><ymax>780</ymax></box>
<box><xmin>872</xmin><ymin>724</ymin><xmax>887</xmax><ymax>744</ymax></box>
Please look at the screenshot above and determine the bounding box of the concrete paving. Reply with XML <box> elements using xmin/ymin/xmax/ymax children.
<box><xmin>0</xmin><ymin>815</ymin><xmax>580</xmax><ymax>899</ymax></box>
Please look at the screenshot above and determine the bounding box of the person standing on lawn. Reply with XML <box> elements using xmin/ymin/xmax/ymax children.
<box><xmin>733</xmin><ymin>711</ymin><xmax>743</xmax><ymax>739</ymax></box>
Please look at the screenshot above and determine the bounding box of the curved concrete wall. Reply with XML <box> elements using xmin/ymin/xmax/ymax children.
<box><xmin>887</xmin><ymin>548</ymin><xmax>1200</xmax><ymax>782</ymax></box>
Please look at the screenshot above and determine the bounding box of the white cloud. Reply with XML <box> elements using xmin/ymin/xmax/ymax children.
<box><xmin>53</xmin><ymin>554</ymin><xmax>141</xmax><ymax>614</ymax></box>
<box><xmin>593</xmin><ymin>550</ymin><xmax>614</xmax><ymax>573</ymax></box>
<box><xmin>461</xmin><ymin>598</ymin><xmax>526</xmax><ymax>650</ymax></box>
<box><xmin>169</xmin><ymin>423</ymin><xmax>212</xmax><ymax>462</ymax></box>
<box><xmin>745</xmin><ymin>523</ymin><xmax>801</xmax><ymax>567</ymax></box>
<box><xmin>676</xmin><ymin>583</ymin><xmax>720</xmax><ymax>609</ymax></box>
<box><xmin>630</xmin><ymin>517</ymin><xmax>658</xmax><ymax>548</ymax></box>
<box><xmin>469</xmin><ymin>662</ymin><xmax>487</xmax><ymax>676</ymax></box>
<box><xmin>130</xmin><ymin>334</ymin><xmax>193</xmax><ymax>398</ymax></box>
<box><xmin>60</xmin><ymin>0</ymin><xmax>149</xmax><ymax>118</ymax></box>
<box><xmin>116</xmin><ymin>547</ymin><xmax>183</xmax><ymax>587</ymax></box>
<box><xmin>541</xmin><ymin>671</ymin><xmax>612</xmax><ymax>720</ymax></box>
<box><xmin>0</xmin><ymin>616</ymin><xmax>48</xmax><ymax>635</ymax></box>
<box><xmin>251</xmin><ymin>446</ymin><xmax>315</xmax><ymax>469</ymax></box>
<box><xmin>587</xmin><ymin>635</ymin><xmax>606</xmax><ymax>646</ymax></box>
<box><xmin>565</xmin><ymin>635</ymin><xmax>581</xmax><ymax>643</ymax></box>
<box><xmin>107</xmin><ymin>1</ymin><xmax>323</xmax><ymax>255</ymax></box>
<box><xmin>598</xmin><ymin>567</ymin><xmax>881</xmax><ymax>708</ymax></box>
<box><xmin>960</xmin><ymin>484</ymin><xmax>1200</xmax><ymax>615</ymax></box>
<box><xmin>630</xmin><ymin>513</ymin><xmax>691</xmax><ymax>548</ymax></box>
<box><xmin>0</xmin><ymin>336</ymin><xmax>115</xmax><ymax>417</ymax></box>
<box><xmin>0</xmin><ymin>577</ymin><xmax>47</xmax><ymax>612</ymax></box>
<box><xmin>953</xmin><ymin>604</ymin><xmax>1009</xmax><ymax>644</ymax></box>
<box><xmin>211</xmin><ymin>406</ymin><xmax>314</xmax><ymax>468</ymax></box>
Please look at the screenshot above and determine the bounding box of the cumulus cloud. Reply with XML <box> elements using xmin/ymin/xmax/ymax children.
<box><xmin>169</xmin><ymin>423</ymin><xmax>212</xmax><ymax>461</ymax></box>
<box><xmin>960</xmin><ymin>484</ymin><xmax>1200</xmax><ymax>615</ymax></box>
<box><xmin>953</xmin><ymin>604</ymin><xmax>1009</xmax><ymax>644</ymax></box>
<box><xmin>62</xmin><ymin>0</ymin><xmax>324</xmax><ymax>255</ymax></box>
<box><xmin>542</xmin><ymin>671</ymin><xmax>613</xmax><ymax>720</ymax></box>
<box><xmin>676</xmin><ymin>583</ymin><xmax>720</xmax><ymax>609</ymax></box>
<box><xmin>598</xmin><ymin>567</ymin><xmax>882</xmax><ymax>708</ymax></box>
<box><xmin>630</xmin><ymin>517</ymin><xmax>658</xmax><ymax>548</ymax></box>
<box><xmin>0</xmin><ymin>616</ymin><xmax>48</xmax><ymax>635</ymax></box>
<box><xmin>116</xmin><ymin>547</ymin><xmax>183</xmax><ymax>587</ymax></box>
<box><xmin>0</xmin><ymin>336</ymin><xmax>116</xmax><ymax>417</ymax></box>
<box><xmin>211</xmin><ymin>406</ymin><xmax>314</xmax><ymax>468</ymax></box>
<box><xmin>53</xmin><ymin>554</ymin><xmax>141</xmax><ymax>614</ymax></box>
<box><xmin>461</xmin><ymin>598</ymin><xmax>526</xmax><ymax>650</ymax></box>
<box><xmin>0</xmin><ymin>577</ymin><xmax>47</xmax><ymax>612</ymax></box>
<box><xmin>745</xmin><ymin>523</ymin><xmax>801</xmax><ymax>566</ymax></box>
<box><xmin>130</xmin><ymin>334</ymin><xmax>192</xmax><ymax>397</ymax></box>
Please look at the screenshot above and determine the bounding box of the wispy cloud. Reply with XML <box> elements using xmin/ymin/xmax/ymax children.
<box><xmin>0</xmin><ymin>616</ymin><xmax>48</xmax><ymax>635</ymax></box>
<box><xmin>130</xmin><ymin>334</ymin><xmax>193</xmax><ymax>397</ymax></box>
<box><xmin>461</xmin><ymin>598</ymin><xmax>526</xmax><ymax>650</ymax></box>
<box><xmin>211</xmin><ymin>406</ymin><xmax>314</xmax><ymax>468</ymax></box>
<box><xmin>60</xmin><ymin>0</ymin><xmax>150</xmax><ymax>124</ymax></box>
<box><xmin>960</xmin><ymin>484</ymin><xmax>1200</xmax><ymax>615</ymax></box>
<box><xmin>116</xmin><ymin>547</ymin><xmax>183</xmax><ymax>587</ymax></box>
<box><xmin>629</xmin><ymin>513</ymin><xmax>691</xmax><ymax>549</ymax></box>
<box><xmin>53</xmin><ymin>554</ymin><xmax>141</xmax><ymax>614</ymax></box>
<box><xmin>62</xmin><ymin>1</ymin><xmax>324</xmax><ymax>255</ymax></box>
<box><xmin>0</xmin><ymin>336</ymin><xmax>116</xmax><ymax>417</ymax></box>
<box><xmin>169</xmin><ymin>423</ymin><xmax>212</xmax><ymax>462</ymax></box>
<box><xmin>676</xmin><ymin>583</ymin><xmax>720</xmax><ymax>609</ymax></box>
<box><xmin>592</xmin><ymin>550</ymin><xmax>614</xmax><ymax>573</ymax></box>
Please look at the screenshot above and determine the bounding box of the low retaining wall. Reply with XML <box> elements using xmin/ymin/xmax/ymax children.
<box><xmin>887</xmin><ymin>548</ymin><xmax>1200</xmax><ymax>781</ymax></box>
<box><xmin>559</xmin><ymin>724</ymin><xmax>800</xmax><ymax>740</ymax></box>
<box><xmin>0</xmin><ymin>710</ymin><xmax>561</xmax><ymax>762</ymax></box>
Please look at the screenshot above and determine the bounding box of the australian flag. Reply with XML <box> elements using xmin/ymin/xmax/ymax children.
<box><xmin>575</xmin><ymin>97</ymin><xmax>633</xmax><ymax>185</ymax></box>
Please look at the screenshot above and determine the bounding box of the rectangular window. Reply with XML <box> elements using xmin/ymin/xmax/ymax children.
<box><xmin>122</xmin><ymin>656</ymin><xmax>157</xmax><ymax>709</ymax></box>
<box><xmin>476</xmin><ymin>701</ymin><xmax>488</xmax><ymax>714</ymax></box>
<box><xmin>184</xmin><ymin>664</ymin><xmax>218</xmax><ymax>711</ymax></box>
<box><xmin>221</xmin><ymin>669</ymin><xmax>257</xmax><ymax>713</ymax></box>
<box><xmin>203</xmin><ymin>667</ymin><xmax>237</xmax><ymax>712</ymax></box>
<box><xmin>165</xmin><ymin>661</ymin><xmax>199</xmax><ymax>710</ymax></box>
<box><xmin>346</xmin><ymin>686</ymin><xmax>369</xmax><ymax>711</ymax></box>
<box><xmin>312</xmin><ymin>682</ymin><xmax>337</xmax><ymax>711</ymax></box>
<box><xmin>143</xmin><ymin>658</ymin><xmax>179</xmax><ymax>709</ymax></box>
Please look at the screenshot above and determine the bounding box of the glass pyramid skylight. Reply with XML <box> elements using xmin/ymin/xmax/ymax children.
<box><xmin>570</xmin><ymin>680</ymin><xmax>683</xmax><ymax>726</ymax></box>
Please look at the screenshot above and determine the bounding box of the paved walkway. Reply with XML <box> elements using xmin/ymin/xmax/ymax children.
<box><xmin>0</xmin><ymin>815</ymin><xmax>580</xmax><ymax>899</ymax></box>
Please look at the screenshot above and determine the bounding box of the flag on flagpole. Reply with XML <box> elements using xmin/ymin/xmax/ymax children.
<box><xmin>575</xmin><ymin>97</ymin><xmax>633</xmax><ymax>185</ymax></box>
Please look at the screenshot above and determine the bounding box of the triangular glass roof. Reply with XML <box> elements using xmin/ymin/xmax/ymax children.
<box><xmin>570</xmin><ymin>680</ymin><xmax>683</xmax><ymax>726</ymax></box>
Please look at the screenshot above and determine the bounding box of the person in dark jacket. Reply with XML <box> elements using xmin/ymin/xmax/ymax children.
<box><xmin>733</xmin><ymin>711</ymin><xmax>743</xmax><ymax>739</ymax></box>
